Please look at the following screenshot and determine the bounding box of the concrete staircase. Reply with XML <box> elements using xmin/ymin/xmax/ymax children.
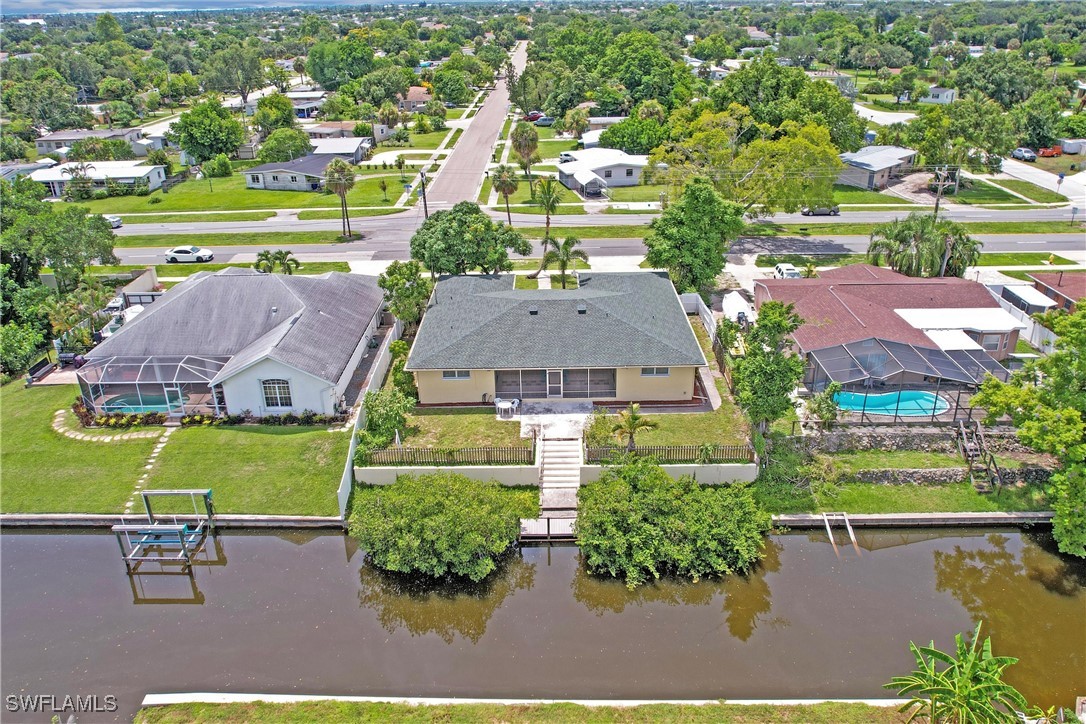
<box><xmin>539</xmin><ymin>438</ymin><xmax>582</xmax><ymax>519</ymax></box>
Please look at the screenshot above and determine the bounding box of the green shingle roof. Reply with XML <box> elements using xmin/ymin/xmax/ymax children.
<box><xmin>405</xmin><ymin>272</ymin><xmax>707</xmax><ymax>371</ymax></box>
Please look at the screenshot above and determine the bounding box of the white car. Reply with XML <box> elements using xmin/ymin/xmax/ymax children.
<box><xmin>774</xmin><ymin>263</ymin><xmax>802</xmax><ymax>279</ymax></box>
<box><xmin>165</xmin><ymin>245</ymin><xmax>214</xmax><ymax>263</ymax></box>
<box><xmin>103</xmin><ymin>215</ymin><xmax>123</xmax><ymax>229</ymax></box>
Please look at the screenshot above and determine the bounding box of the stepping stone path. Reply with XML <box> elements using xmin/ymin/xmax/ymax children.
<box><xmin>124</xmin><ymin>427</ymin><xmax>177</xmax><ymax>513</ymax></box>
<box><xmin>51</xmin><ymin>409</ymin><xmax>160</xmax><ymax>442</ymax></box>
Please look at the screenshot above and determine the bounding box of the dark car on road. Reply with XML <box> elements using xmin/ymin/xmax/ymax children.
<box><xmin>800</xmin><ymin>205</ymin><xmax>840</xmax><ymax>216</ymax></box>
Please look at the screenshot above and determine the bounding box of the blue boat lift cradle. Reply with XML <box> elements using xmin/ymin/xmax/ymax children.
<box><xmin>112</xmin><ymin>489</ymin><xmax>216</xmax><ymax>573</ymax></box>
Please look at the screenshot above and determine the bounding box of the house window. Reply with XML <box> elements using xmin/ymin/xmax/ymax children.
<box><xmin>442</xmin><ymin>370</ymin><xmax>471</xmax><ymax>380</ymax></box>
<box><xmin>271</xmin><ymin>175</ymin><xmax>279</xmax><ymax>182</ymax></box>
<box><xmin>625</xmin><ymin>168</ymin><xmax>633</xmax><ymax>177</ymax></box>
<box><xmin>290</xmin><ymin>176</ymin><xmax>298</xmax><ymax>183</ymax></box>
<box><xmin>641</xmin><ymin>367</ymin><xmax>670</xmax><ymax>377</ymax></box>
<box><xmin>262</xmin><ymin>379</ymin><xmax>293</xmax><ymax>408</ymax></box>
<box><xmin>604</xmin><ymin>169</ymin><xmax>612</xmax><ymax>178</ymax></box>
<box><xmin>979</xmin><ymin>334</ymin><xmax>1002</xmax><ymax>352</ymax></box>
<box><xmin>250</xmin><ymin>175</ymin><xmax>259</xmax><ymax>183</ymax></box>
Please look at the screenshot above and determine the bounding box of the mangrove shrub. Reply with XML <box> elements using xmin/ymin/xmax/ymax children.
<box><xmin>575</xmin><ymin>457</ymin><xmax>772</xmax><ymax>588</ymax></box>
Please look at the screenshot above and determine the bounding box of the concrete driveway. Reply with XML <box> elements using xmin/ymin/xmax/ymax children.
<box><xmin>1000</xmin><ymin>158</ymin><xmax>1085</xmax><ymax>207</ymax></box>
<box><xmin>853</xmin><ymin>102</ymin><xmax>916</xmax><ymax>126</ymax></box>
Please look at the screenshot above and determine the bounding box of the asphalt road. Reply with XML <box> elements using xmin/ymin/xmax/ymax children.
<box><xmin>115</xmin><ymin>232</ymin><xmax>1086</xmax><ymax>265</ymax></box>
<box><xmin>423</xmin><ymin>42</ymin><xmax>529</xmax><ymax>207</ymax></box>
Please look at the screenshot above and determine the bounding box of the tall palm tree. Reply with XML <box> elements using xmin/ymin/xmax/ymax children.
<box><xmin>377</xmin><ymin>101</ymin><xmax>400</xmax><ymax>131</ymax></box>
<box><xmin>61</xmin><ymin>161</ymin><xmax>95</xmax><ymax>198</ymax></box>
<box><xmin>563</xmin><ymin>107</ymin><xmax>590</xmax><ymax>138</ymax></box>
<box><xmin>539</xmin><ymin>235</ymin><xmax>588</xmax><ymax>289</ymax></box>
<box><xmin>254</xmin><ymin>249</ymin><xmax>277</xmax><ymax>274</ymax></box>
<box><xmin>867</xmin><ymin>212</ymin><xmax>980</xmax><ymax>278</ymax></box>
<box><xmin>324</xmin><ymin>158</ymin><xmax>356</xmax><ymax>237</ymax></box>
<box><xmin>510</xmin><ymin>121</ymin><xmax>539</xmax><ymax>181</ymax></box>
<box><xmin>527</xmin><ymin>179</ymin><xmax>563</xmax><ymax>279</ymax></box>
<box><xmin>273</xmin><ymin>249</ymin><xmax>301</xmax><ymax>274</ymax></box>
<box><xmin>610</xmin><ymin>403</ymin><xmax>658</xmax><ymax>452</ymax></box>
<box><xmin>491</xmin><ymin>164</ymin><xmax>519</xmax><ymax>225</ymax></box>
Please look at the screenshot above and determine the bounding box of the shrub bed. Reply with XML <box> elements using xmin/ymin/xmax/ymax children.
<box><xmin>71</xmin><ymin>400</ymin><xmax>342</xmax><ymax>429</ymax></box>
<box><xmin>349</xmin><ymin>473</ymin><xmax>538</xmax><ymax>582</ymax></box>
<box><xmin>576</xmin><ymin>456</ymin><xmax>772</xmax><ymax>588</ymax></box>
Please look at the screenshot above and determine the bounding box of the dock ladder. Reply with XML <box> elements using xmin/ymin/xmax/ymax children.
<box><xmin>955</xmin><ymin>420</ymin><xmax>1003</xmax><ymax>494</ymax></box>
<box><xmin>821</xmin><ymin>512</ymin><xmax>861</xmax><ymax>559</ymax></box>
<box><xmin>112</xmin><ymin>489</ymin><xmax>216</xmax><ymax>573</ymax></box>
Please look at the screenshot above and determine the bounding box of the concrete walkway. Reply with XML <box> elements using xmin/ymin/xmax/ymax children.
<box><xmin>1000</xmin><ymin>158</ymin><xmax>1085</xmax><ymax>207</ymax></box>
<box><xmin>852</xmin><ymin>102</ymin><xmax>916</xmax><ymax>126</ymax></box>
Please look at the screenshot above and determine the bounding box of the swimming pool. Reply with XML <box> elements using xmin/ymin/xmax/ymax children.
<box><xmin>835</xmin><ymin>390</ymin><xmax>949</xmax><ymax>417</ymax></box>
<box><xmin>101</xmin><ymin>392</ymin><xmax>184</xmax><ymax>414</ymax></box>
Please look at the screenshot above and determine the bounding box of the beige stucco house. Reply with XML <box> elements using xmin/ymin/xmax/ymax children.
<box><xmin>405</xmin><ymin>272</ymin><xmax>707</xmax><ymax>405</ymax></box>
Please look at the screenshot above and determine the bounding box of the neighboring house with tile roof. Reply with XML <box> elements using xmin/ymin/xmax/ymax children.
<box><xmin>1028</xmin><ymin>271</ymin><xmax>1085</xmax><ymax>313</ymax></box>
<box><xmin>754</xmin><ymin>264</ymin><xmax>1021</xmax><ymax>390</ymax></box>
<box><xmin>78</xmin><ymin>269</ymin><xmax>385</xmax><ymax>417</ymax></box>
<box><xmin>405</xmin><ymin>272</ymin><xmax>707</xmax><ymax>404</ymax></box>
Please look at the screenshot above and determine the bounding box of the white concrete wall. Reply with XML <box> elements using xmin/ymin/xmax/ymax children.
<box><xmin>355</xmin><ymin>465</ymin><xmax>540</xmax><ymax>486</ymax></box>
<box><xmin>222</xmin><ymin>359</ymin><xmax>336</xmax><ymax>416</ymax></box>
<box><xmin>596</xmin><ymin>164</ymin><xmax>642</xmax><ymax>188</ymax></box>
<box><xmin>580</xmin><ymin>463</ymin><xmax>758</xmax><ymax>485</ymax></box>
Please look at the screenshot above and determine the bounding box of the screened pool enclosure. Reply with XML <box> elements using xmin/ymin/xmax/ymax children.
<box><xmin>78</xmin><ymin>355</ymin><xmax>229</xmax><ymax>415</ymax></box>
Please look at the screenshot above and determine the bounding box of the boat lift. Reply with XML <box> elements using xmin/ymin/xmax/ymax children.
<box><xmin>821</xmin><ymin>511</ymin><xmax>861</xmax><ymax>559</ymax></box>
<box><xmin>112</xmin><ymin>489</ymin><xmax>216</xmax><ymax>573</ymax></box>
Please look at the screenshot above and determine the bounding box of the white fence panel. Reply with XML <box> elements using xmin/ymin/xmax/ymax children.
<box><xmin>995</xmin><ymin>299</ymin><xmax>1059</xmax><ymax>351</ymax></box>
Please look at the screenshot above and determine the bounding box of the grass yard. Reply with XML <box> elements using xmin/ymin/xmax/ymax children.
<box><xmin>445</xmin><ymin>107</ymin><xmax>465</xmax><ymax>119</ymax></box>
<box><xmin>522</xmin><ymin>224</ymin><xmax>648</xmax><ymax>239</ymax></box>
<box><xmin>404</xmin><ymin>407</ymin><xmax>530</xmax><ymax>448</ymax></box>
<box><xmin>295</xmin><ymin>208</ymin><xmax>406</xmax><ymax>220</ymax></box>
<box><xmin>997</xmin><ymin>270</ymin><xmax>1036</xmax><ymax>282</ymax></box>
<box><xmin>631</xmin><ymin>378</ymin><xmax>749</xmax><ymax>448</ymax></box>
<box><xmin>833</xmin><ymin>184</ymin><xmax>911</xmax><ymax>205</ymax></box>
<box><xmin>536</xmin><ymin>138</ymin><xmax>579</xmax><ymax>159</ymax></box>
<box><xmin>950</xmin><ymin>179</ymin><xmax>1020</xmax><ymax>205</ymax></box>
<box><xmin>507</xmin><ymin>204</ymin><xmax>587</xmax><ymax>216</ymax></box>
<box><xmin>502</xmin><ymin>175</ymin><xmax>578</xmax><ymax>205</ymax></box>
<box><xmin>607</xmin><ymin>184</ymin><xmax>671</xmax><ymax>203</ymax></box>
<box><xmin>754</xmin><ymin>253</ymin><xmax>868</xmax><ymax>268</ymax></box>
<box><xmin>0</xmin><ymin>383</ymin><xmax>159</xmax><ymax>514</ymax></box>
<box><xmin>974</xmin><ymin>252</ymin><xmax>1074</xmax><ymax>266</ymax></box>
<box><xmin>514</xmin><ymin>275</ymin><xmax>538</xmax><ymax>289</ymax></box>
<box><xmin>989</xmin><ymin>179</ymin><xmax>1069</xmax><ymax>204</ymax></box>
<box><xmin>380</xmin><ymin>129</ymin><xmax>451</xmax><ymax>151</ymax></box>
<box><xmin>819</xmin><ymin>481</ymin><xmax>1051</xmax><ymax>514</ymax></box>
<box><xmin>1015</xmin><ymin>338</ymin><xmax>1037</xmax><ymax>354</ymax></box>
<box><xmin>549</xmin><ymin>273</ymin><xmax>578</xmax><ymax>288</ymax></box>
<box><xmin>743</xmin><ymin>220</ymin><xmax>1083</xmax><ymax>237</ymax></box>
<box><xmin>446</xmin><ymin>128</ymin><xmax>463</xmax><ymax>149</ymax></box>
<box><xmin>507</xmin><ymin>258</ymin><xmax>590</xmax><ymax>271</ymax></box>
<box><xmin>144</xmin><ymin>425</ymin><xmax>349</xmax><ymax>516</ymax></box>
<box><xmin>135</xmin><ymin>701</ymin><xmax>912</xmax><ymax>723</ymax></box>
<box><xmin>1032</xmin><ymin>154</ymin><xmax>1084</xmax><ymax>176</ymax></box>
<box><xmin>76</xmin><ymin>175</ymin><xmax>401</xmax><ymax>213</ymax></box>
<box><xmin>119</xmin><ymin>211</ymin><xmax>275</xmax><ymax>224</ymax></box>
<box><xmin>831</xmin><ymin>450</ymin><xmax>964</xmax><ymax>472</ymax></box>
<box><xmin>113</xmin><ymin>231</ymin><xmax>355</xmax><ymax>249</ymax></box>
<box><xmin>88</xmin><ymin>261</ymin><xmax>350</xmax><ymax>278</ymax></box>
<box><xmin>478</xmin><ymin>177</ymin><xmax>493</xmax><ymax>203</ymax></box>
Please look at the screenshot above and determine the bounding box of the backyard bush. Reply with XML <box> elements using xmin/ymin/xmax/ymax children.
<box><xmin>576</xmin><ymin>456</ymin><xmax>772</xmax><ymax>588</ymax></box>
<box><xmin>354</xmin><ymin>386</ymin><xmax>415</xmax><ymax>463</ymax></box>
<box><xmin>349</xmin><ymin>473</ymin><xmax>537</xmax><ymax>582</ymax></box>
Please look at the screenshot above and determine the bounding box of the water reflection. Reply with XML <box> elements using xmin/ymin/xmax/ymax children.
<box><xmin>125</xmin><ymin>534</ymin><xmax>228</xmax><ymax>604</ymax></box>
<box><xmin>357</xmin><ymin>554</ymin><xmax>536</xmax><ymax>643</ymax></box>
<box><xmin>571</xmin><ymin>539</ymin><xmax>787</xmax><ymax>641</ymax></box>
<box><xmin>933</xmin><ymin>531</ymin><xmax>1086</xmax><ymax>706</ymax></box>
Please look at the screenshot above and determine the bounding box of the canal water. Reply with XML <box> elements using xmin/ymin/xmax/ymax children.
<box><xmin>1</xmin><ymin>528</ymin><xmax>1083</xmax><ymax>722</ymax></box>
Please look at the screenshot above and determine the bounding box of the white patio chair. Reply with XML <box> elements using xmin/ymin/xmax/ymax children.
<box><xmin>511</xmin><ymin>399</ymin><xmax>520</xmax><ymax>414</ymax></box>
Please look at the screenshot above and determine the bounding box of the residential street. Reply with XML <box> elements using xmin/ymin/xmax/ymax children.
<box><xmin>422</xmin><ymin>41</ymin><xmax>529</xmax><ymax>207</ymax></box>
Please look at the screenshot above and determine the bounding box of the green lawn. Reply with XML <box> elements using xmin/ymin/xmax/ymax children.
<box><xmin>522</xmin><ymin>225</ymin><xmax>648</xmax><ymax>239</ymax></box>
<box><xmin>514</xmin><ymin>275</ymin><xmax>538</xmax><ymax>289</ymax></box>
<box><xmin>974</xmin><ymin>252</ymin><xmax>1074</xmax><ymax>266</ymax></box>
<box><xmin>113</xmin><ymin>231</ymin><xmax>355</xmax><ymax>249</ymax></box>
<box><xmin>445</xmin><ymin>107</ymin><xmax>465</xmax><ymax>119</ymax></box>
<box><xmin>743</xmin><ymin>221</ymin><xmax>1083</xmax><ymax>237</ymax></box>
<box><xmin>88</xmin><ymin>262</ymin><xmax>351</xmax><ymax>278</ymax></box>
<box><xmin>820</xmin><ymin>481</ymin><xmax>1051</xmax><ymax>514</ymax></box>
<box><xmin>617</xmin><ymin>378</ymin><xmax>749</xmax><ymax>448</ymax></box>
<box><xmin>145</xmin><ymin>425</ymin><xmax>348</xmax><ymax>516</ymax></box>
<box><xmin>135</xmin><ymin>701</ymin><xmax>912</xmax><ymax>723</ymax></box>
<box><xmin>950</xmin><ymin>179</ymin><xmax>1020</xmax><ymax>205</ymax></box>
<box><xmin>1032</xmin><ymin>154</ymin><xmax>1085</xmax><ymax>176</ymax></box>
<box><xmin>1015</xmin><ymin>338</ymin><xmax>1037</xmax><ymax>354</ymax></box>
<box><xmin>295</xmin><ymin>208</ymin><xmax>406</xmax><ymax>220</ymax></box>
<box><xmin>755</xmin><ymin>253</ymin><xmax>868</xmax><ymax>268</ymax></box>
<box><xmin>379</xmin><ymin>129</ymin><xmax>451</xmax><ymax>151</ymax></box>
<box><xmin>0</xmin><ymin>383</ymin><xmax>158</xmax><ymax>514</ymax></box>
<box><xmin>608</xmin><ymin>184</ymin><xmax>670</xmax><ymax>203</ymax></box>
<box><xmin>506</xmin><ymin>258</ymin><xmax>589</xmax><ymax>271</ymax></box>
<box><xmin>120</xmin><ymin>211</ymin><xmax>275</xmax><ymax>224</ymax></box>
<box><xmin>536</xmin><ymin>138</ymin><xmax>579</xmax><ymax>159</ymax></box>
<box><xmin>76</xmin><ymin>175</ymin><xmax>401</xmax><ymax>213</ymax></box>
<box><xmin>502</xmin><ymin>175</ymin><xmax>578</xmax><ymax>205</ymax></box>
<box><xmin>833</xmin><ymin>184</ymin><xmax>910</xmax><ymax>205</ymax></box>
<box><xmin>831</xmin><ymin>450</ymin><xmax>964</xmax><ymax>472</ymax></box>
<box><xmin>446</xmin><ymin>128</ymin><xmax>463</xmax><ymax>149</ymax></box>
<box><xmin>478</xmin><ymin>178</ymin><xmax>493</xmax><ymax>203</ymax></box>
<box><xmin>997</xmin><ymin>270</ymin><xmax>1036</xmax><ymax>282</ymax></box>
<box><xmin>508</xmin><ymin>204</ymin><xmax>587</xmax><ymax>216</ymax></box>
<box><xmin>405</xmin><ymin>407</ymin><xmax>530</xmax><ymax>448</ymax></box>
<box><xmin>988</xmin><ymin>179</ymin><xmax>1069</xmax><ymax>204</ymax></box>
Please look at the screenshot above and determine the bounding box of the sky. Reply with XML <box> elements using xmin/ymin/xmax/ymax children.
<box><xmin>5</xmin><ymin>0</ymin><xmax>398</xmax><ymax>15</ymax></box>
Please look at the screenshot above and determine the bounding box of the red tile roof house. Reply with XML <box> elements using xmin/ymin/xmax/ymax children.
<box><xmin>754</xmin><ymin>265</ymin><xmax>1022</xmax><ymax>397</ymax></box>
<box><xmin>397</xmin><ymin>86</ymin><xmax>432</xmax><ymax>112</ymax></box>
<box><xmin>1029</xmin><ymin>271</ymin><xmax>1086</xmax><ymax>313</ymax></box>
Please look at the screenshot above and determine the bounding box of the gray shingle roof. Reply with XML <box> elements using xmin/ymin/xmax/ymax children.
<box><xmin>88</xmin><ymin>269</ymin><xmax>383</xmax><ymax>385</ymax></box>
<box><xmin>405</xmin><ymin>272</ymin><xmax>706</xmax><ymax>371</ymax></box>
<box><xmin>245</xmin><ymin>155</ymin><xmax>336</xmax><ymax>177</ymax></box>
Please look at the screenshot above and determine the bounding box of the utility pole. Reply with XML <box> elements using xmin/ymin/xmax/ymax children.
<box><xmin>932</xmin><ymin>165</ymin><xmax>951</xmax><ymax>217</ymax></box>
<box><xmin>419</xmin><ymin>169</ymin><xmax>429</xmax><ymax>219</ymax></box>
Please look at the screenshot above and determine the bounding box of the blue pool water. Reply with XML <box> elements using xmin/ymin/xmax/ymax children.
<box><xmin>835</xmin><ymin>390</ymin><xmax>949</xmax><ymax>416</ymax></box>
<box><xmin>101</xmin><ymin>392</ymin><xmax>181</xmax><ymax>414</ymax></box>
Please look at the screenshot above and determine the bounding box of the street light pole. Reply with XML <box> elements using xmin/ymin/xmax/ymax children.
<box><xmin>419</xmin><ymin>169</ymin><xmax>429</xmax><ymax>219</ymax></box>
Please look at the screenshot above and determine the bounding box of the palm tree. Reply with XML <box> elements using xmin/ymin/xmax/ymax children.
<box><xmin>378</xmin><ymin>178</ymin><xmax>389</xmax><ymax>202</ymax></box>
<box><xmin>273</xmin><ymin>249</ymin><xmax>301</xmax><ymax>274</ymax></box>
<box><xmin>610</xmin><ymin>403</ymin><xmax>658</xmax><ymax>452</ymax></box>
<box><xmin>491</xmin><ymin>164</ymin><xmax>520</xmax><ymax>225</ymax></box>
<box><xmin>324</xmin><ymin>158</ymin><xmax>356</xmax><ymax>238</ymax></box>
<box><xmin>254</xmin><ymin>249</ymin><xmax>277</xmax><ymax>274</ymax></box>
<box><xmin>563</xmin><ymin>107</ymin><xmax>590</xmax><ymax>138</ymax></box>
<box><xmin>526</xmin><ymin>179</ymin><xmax>563</xmax><ymax>279</ymax></box>
<box><xmin>377</xmin><ymin>101</ymin><xmax>400</xmax><ymax>131</ymax></box>
<box><xmin>801</xmin><ymin>263</ymin><xmax>818</xmax><ymax>278</ymax></box>
<box><xmin>540</xmin><ymin>236</ymin><xmax>588</xmax><ymax>289</ymax></box>
<box><xmin>61</xmin><ymin>161</ymin><xmax>95</xmax><ymax>199</ymax></box>
<box><xmin>510</xmin><ymin>121</ymin><xmax>539</xmax><ymax>181</ymax></box>
<box><xmin>867</xmin><ymin>212</ymin><xmax>980</xmax><ymax>278</ymax></box>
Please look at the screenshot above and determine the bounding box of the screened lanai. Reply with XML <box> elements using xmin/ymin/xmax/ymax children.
<box><xmin>806</xmin><ymin>338</ymin><xmax>1010</xmax><ymax>390</ymax></box>
<box><xmin>77</xmin><ymin>355</ymin><xmax>230</xmax><ymax>416</ymax></box>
